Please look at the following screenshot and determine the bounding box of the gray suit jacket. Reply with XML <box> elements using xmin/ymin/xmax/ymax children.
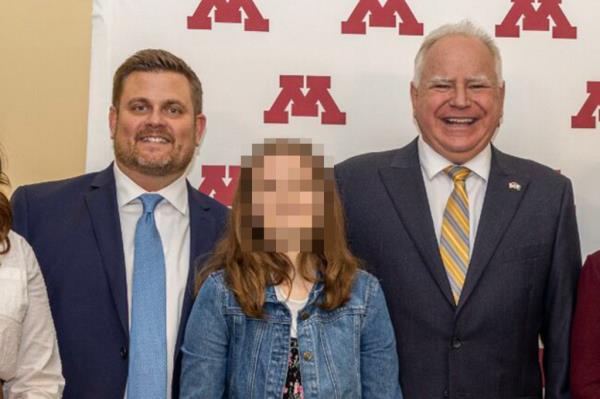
<box><xmin>335</xmin><ymin>139</ymin><xmax>581</xmax><ymax>399</ymax></box>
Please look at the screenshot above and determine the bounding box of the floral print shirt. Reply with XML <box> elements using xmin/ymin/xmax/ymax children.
<box><xmin>283</xmin><ymin>338</ymin><xmax>304</xmax><ymax>399</ymax></box>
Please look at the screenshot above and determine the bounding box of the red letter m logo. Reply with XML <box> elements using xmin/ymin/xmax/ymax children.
<box><xmin>264</xmin><ymin>76</ymin><xmax>346</xmax><ymax>125</ymax></box>
<box><xmin>572</xmin><ymin>82</ymin><xmax>600</xmax><ymax>129</ymax></box>
<box><xmin>187</xmin><ymin>0</ymin><xmax>268</xmax><ymax>32</ymax></box>
<box><xmin>496</xmin><ymin>0</ymin><xmax>576</xmax><ymax>39</ymax></box>
<box><xmin>198</xmin><ymin>165</ymin><xmax>240</xmax><ymax>207</ymax></box>
<box><xmin>341</xmin><ymin>0</ymin><xmax>423</xmax><ymax>35</ymax></box>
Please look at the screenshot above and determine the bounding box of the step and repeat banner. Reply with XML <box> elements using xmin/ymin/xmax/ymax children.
<box><xmin>86</xmin><ymin>0</ymin><xmax>600</xmax><ymax>256</ymax></box>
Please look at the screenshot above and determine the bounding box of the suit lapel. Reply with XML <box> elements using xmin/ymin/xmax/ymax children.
<box><xmin>378</xmin><ymin>140</ymin><xmax>455</xmax><ymax>306</ymax></box>
<box><xmin>456</xmin><ymin>148</ymin><xmax>529</xmax><ymax>312</ymax></box>
<box><xmin>171</xmin><ymin>184</ymin><xmax>222</xmax><ymax>397</ymax></box>
<box><xmin>174</xmin><ymin>184</ymin><xmax>220</xmax><ymax>360</ymax></box>
<box><xmin>84</xmin><ymin>165</ymin><xmax>129</xmax><ymax>337</ymax></box>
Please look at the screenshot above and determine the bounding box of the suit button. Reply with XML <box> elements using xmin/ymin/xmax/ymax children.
<box><xmin>300</xmin><ymin>311</ymin><xmax>310</xmax><ymax>321</ymax></box>
<box><xmin>451</xmin><ymin>337</ymin><xmax>462</xmax><ymax>349</ymax></box>
<box><xmin>443</xmin><ymin>389</ymin><xmax>449</xmax><ymax>397</ymax></box>
<box><xmin>303</xmin><ymin>351</ymin><xmax>313</xmax><ymax>361</ymax></box>
<box><xmin>120</xmin><ymin>346</ymin><xmax>128</xmax><ymax>359</ymax></box>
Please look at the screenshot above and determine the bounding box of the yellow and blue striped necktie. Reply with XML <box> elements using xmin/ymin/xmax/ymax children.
<box><xmin>439</xmin><ymin>165</ymin><xmax>471</xmax><ymax>305</ymax></box>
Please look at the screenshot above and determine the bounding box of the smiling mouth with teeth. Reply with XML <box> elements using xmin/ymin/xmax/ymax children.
<box><xmin>139</xmin><ymin>136</ymin><xmax>171</xmax><ymax>144</ymax></box>
<box><xmin>443</xmin><ymin>117</ymin><xmax>477</xmax><ymax>125</ymax></box>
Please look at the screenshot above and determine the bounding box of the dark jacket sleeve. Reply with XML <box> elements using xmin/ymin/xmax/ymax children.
<box><xmin>571</xmin><ymin>252</ymin><xmax>600</xmax><ymax>399</ymax></box>
<box><xmin>542</xmin><ymin>179</ymin><xmax>582</xmax><ymax>399</ymax></box>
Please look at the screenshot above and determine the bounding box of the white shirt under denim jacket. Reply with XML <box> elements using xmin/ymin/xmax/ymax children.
<box><xmin>0</xmin><ymin>231</ymin><xmax>64</xmax><ymax>398</ymax></box>
<box><xmin>180</xmin><ymin>269</ymin><xmax>403</xmax><ymax>399</ymax></box>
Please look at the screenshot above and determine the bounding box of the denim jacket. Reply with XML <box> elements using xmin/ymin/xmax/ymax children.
<box><xmin>180</xmin><ymin>269</ymin><xmax>403</xmax><ymax>399</ymax></box>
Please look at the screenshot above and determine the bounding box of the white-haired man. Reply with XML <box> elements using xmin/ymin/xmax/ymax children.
<box><xmin>335</xmin><ymin>20</ymin><xmax>581</xmax><ymax>398</ymax></box>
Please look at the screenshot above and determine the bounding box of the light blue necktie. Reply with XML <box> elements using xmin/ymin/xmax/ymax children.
<box><xmin>127</xmin><ymin>193</ymin><xmax>167</xmax><ymax>399</ymax></box>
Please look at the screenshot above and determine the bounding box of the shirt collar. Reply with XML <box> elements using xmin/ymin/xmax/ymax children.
<box><xmin>113</xmin><ymin>162</ymin><xmax>189</xmax><ymax>215</ymax></box>
<box><xmin>417</xmin><ymin>137</ymin><xmax>491</xmax><ymax>182</ymax></box>
<box><xmin>265</xmin><ymin>278</ymin><xmax>325</xmax><ymax>305</ymax></box>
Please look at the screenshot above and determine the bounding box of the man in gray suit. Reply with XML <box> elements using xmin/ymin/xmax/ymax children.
<box><xmin>335</xmin><ymin>21</ymin><xmax>581</xmax><ymax>398</ymax></box>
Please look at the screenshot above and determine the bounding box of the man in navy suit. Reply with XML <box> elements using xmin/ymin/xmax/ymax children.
<box><xmin>335</xmin><ymin>21</ymin><xmax>581</xmax><ymax>398</ymax></box>
<box><xmin>11</xmin><ymin>49</ymin><xmax>227</xmax><ymax>399</ymax></box>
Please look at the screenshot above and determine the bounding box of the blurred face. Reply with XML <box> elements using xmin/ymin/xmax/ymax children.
<box><xmin>411</xmin><ymin>35</ymin><xmax>505</xmax><ymax>164</ymax></box>
<box><xmin>250</xmin><ymin>155</ymin><xmax>325</xmax><ymax>252</ymax></box>
<box><xmin>109</xmin><ymin>71</ymin><xmax>205</xmax><ymax>184</ymax></box>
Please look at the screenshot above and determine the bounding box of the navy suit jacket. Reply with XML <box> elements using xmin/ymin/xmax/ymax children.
<box><xmin>11</xmin><ymin>165</ymin><xmax>228</xmax><ymax>399</ymax></box>
<box><xmin>335</xmin><ymin>139</ymin><xmax>581</xmax><ymax>399</ymax></box>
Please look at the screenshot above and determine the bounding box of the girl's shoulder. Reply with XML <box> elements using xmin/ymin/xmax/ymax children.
<box><xmin>342</xmin><ymin>269</ymin><xmax>384</xmax><ymax>308</ymax></box>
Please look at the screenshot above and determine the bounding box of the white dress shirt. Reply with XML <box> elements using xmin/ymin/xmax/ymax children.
<box><xmin>0</xmin><ymin>231</ymin><xmax>64</xmax><ymax>398</ymax></box>
<box><xmin>114</xmin><ymin>163</ymin><xmax>190</xmax><ymax>399</ymax></box>
<box><xmin>417</xmin><ymin>138</ymin><xmax>491</xmax><ymax>255</ymax></box>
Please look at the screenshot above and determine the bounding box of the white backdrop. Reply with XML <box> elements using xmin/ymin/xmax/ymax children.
<box><xmin>86</xmin><ymin>0</ymin><xmax>600</xmax><ymax>257</ymax></box>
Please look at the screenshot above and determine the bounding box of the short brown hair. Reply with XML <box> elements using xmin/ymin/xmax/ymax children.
<box><xmin>112</xmin><ymin>49</ymin><xmax>203</xmax><ymax>115</ymax></box>
<box><xmin>196</xmin><ymin>139</ymin><xmax>360</xmax><ymax>318</ymax></box>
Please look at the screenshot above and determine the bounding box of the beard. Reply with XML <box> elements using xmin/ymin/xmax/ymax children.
<box><xmin>113</xmin><ymin>126</ymin><xmax>195</xmax><ymax>177</ymax></box>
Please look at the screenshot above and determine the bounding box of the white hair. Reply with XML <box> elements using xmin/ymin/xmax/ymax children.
<box><xmin>412</xmin><ymin>20</ymin><xmax>503</xmax><ymax>86</ymax></box>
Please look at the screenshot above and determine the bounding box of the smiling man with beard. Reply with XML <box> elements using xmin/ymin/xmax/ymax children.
<box><xmin>10</xmin><ymin>49</ymin><xmax>228</xmax><ymax>399</ymax></box>
<box><xmin>335</xmin><ymin>21</ymin><xmax>581</xmax><ymax>398</ymax></box>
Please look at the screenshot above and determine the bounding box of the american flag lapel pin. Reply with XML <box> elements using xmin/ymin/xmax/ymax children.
<box><xmin>508</xmin><ymin>181</ymin><xmax>521</xmax><ymax>191</ymax></box>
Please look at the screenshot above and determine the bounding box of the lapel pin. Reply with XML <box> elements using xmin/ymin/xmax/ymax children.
<box><xmin>508</xmin><ymin>181</ymin><xmax>521</xmax><ymax>191</ymax></box>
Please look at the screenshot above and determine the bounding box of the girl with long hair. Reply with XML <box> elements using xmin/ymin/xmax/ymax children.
<box><xmin>180</xmin><ymin>139</ymin><xmax>402</xmax><ymax>398</ymax></box>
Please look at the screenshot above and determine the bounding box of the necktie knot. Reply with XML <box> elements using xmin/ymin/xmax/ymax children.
<box><xmin>139</xmin><ymin>193</ymin><xmax>163</xmax><ymax>214</ymax></box>
<box><xmin>444</xmin><ymin>165</ymin><xmax>471</xmax><ymax>183</ymax></box>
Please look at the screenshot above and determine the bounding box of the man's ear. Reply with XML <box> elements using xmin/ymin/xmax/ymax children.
<box><xmin>194</xmin><ymin>114</ymin><xmax>207</xmax><ymax>145</ymax></box>
<box><xmin>109</xmin><ymin>106</ymin><xmax>117</xmax><ymax>139</ymax></box>
<box><xmin>410</xmin><ymin>82</ymin><xmax>419</xmax><ymax>116</ymax></box>
<box><xmin>499</xmin><ymin>81</ymin><xmax>506</xmax><ymax>118</ymax></box>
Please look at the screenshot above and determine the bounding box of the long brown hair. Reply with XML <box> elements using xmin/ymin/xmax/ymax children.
<box><xmin>196</xmin><ymin>139</ymin><xmax>360</xmax><ymax>318</ymax></box>
<box><xmin>0</xmin><ymin>154</ymin><xmax>12</xmax><ymax>254</ymax></box>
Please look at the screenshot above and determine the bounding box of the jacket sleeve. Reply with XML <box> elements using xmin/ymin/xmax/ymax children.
<box><xmin>360</xmin><ymin>276</ymin><xmax>404</xmax><ymax>399</ymax></box>
<box><xmin>570</xmin><ymin>253</ymin><xmax>600</xmax><ymax>399</ymax></box>
<box><xmin>180</xmin><ymin>274</ymin><xmax>228</xmax><ymax>399</ymax></box>
<box><xmin>542</xmin><ymin>179</ymin><xmax>582</xmax><ymax>399</ymax></box>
